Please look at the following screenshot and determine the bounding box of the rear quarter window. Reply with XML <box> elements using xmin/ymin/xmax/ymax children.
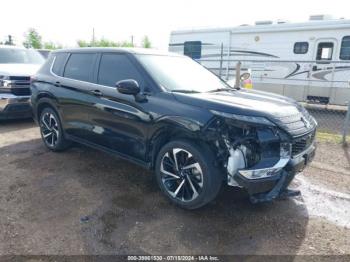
<box><xmin>51</xmin><ymin>53</ymin><xmax>69</xmax><ymax>76</ymax></box>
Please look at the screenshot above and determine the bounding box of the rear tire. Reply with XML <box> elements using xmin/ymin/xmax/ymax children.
<box><xmin>155</xmin><ymin>139</ymin><xmax>222</xmax><ymax>209</ymax></box>
<box><xmin>39</xmin><ymin>107</ymin><xmax>71</xmax><ymax>151</ymax></box>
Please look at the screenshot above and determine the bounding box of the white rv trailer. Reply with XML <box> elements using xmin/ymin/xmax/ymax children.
<box><xmin>169</xmin><ymin>15</ymin><xmax>350</xmax><ymax>106</ymax></box>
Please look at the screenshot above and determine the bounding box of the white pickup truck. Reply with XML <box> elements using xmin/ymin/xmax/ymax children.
<box><xmin>0</xmin><ymin>45</ymin><xmax>44</xmax><ymax>120</ymax></box>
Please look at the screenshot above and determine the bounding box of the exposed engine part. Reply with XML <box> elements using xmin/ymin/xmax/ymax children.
<box><xmin>226</xmin><ymin>145</ymin><xmax>246</xmax><ymax>187</ymax></box>
<box><xmin>207</xmin><ymin>116</ymin><xmax>291</xmax><ymax>185</ymax></box>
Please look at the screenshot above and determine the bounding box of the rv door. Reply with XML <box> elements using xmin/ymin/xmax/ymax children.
<box><xmin>307</xmin><ymin>38</ymin><xmax>338</xmax><ymax>104</ymax></box>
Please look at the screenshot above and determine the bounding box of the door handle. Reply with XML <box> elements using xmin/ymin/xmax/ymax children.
<box><xmin>54</xmin><ymin>81</ymin><xmax>61</xmax><ymax>87</ymax></box>
<box><xmin>90</xmin><ymin>90</ymin><xmax>103</xmax><ymax>96</ymax></box>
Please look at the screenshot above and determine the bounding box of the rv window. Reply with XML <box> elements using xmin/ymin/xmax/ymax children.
<box><xmin>294</xmin><ymin>42</ymin><xmax>309</xmax><ymax>54</ymax></box>
<box><xmin>184</xmin><ymin>41</ymin><xmax>202</xmax><ymax>59</ymax></box>
<box><xmin>340</xmin><ymin>36</ymin><xmax>350</xmax><ymax>60</ymax></box>
<box><xmin>316</xmin><ymin>42</ymin><xmax>334</xmax><ymax>61</ymax></box>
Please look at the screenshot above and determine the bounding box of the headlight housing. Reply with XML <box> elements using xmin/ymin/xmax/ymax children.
<box><xmin>238</xmin><ymin>158</ymin><xmax>290</xmax><ymax>179</ymax></box>
<box><xmin>210</xmin><ymin>110</ymin><xmax>275</xmax><ymax>126</ymax></box>
<box><xmin>0</xmin><ymin>76</ymin><xmax>12</xmax><ymax>88</ymax></box>
<box><xmin>238</xmin><ymin>142</ymin><xmax>291</xmax><ymax>180</ymax></box>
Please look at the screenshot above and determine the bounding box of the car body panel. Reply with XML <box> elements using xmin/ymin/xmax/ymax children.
<box><xmin>172</xmin><ymin>88</ymin><xmax>301</xmax><ymax>118</ymax></box>
<box><xmin>31</xmin><ymin>48</ymin><xmax>317</xmax><ymax>203</ymax></box>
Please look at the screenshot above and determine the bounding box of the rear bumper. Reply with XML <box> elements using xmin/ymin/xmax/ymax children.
<box><xmin>0</xmin><ymin>94</ymin><xmax>32</xmax><ymax>120</ymax></box>
<box><xmin>232</xmin><ymin>143</ymin><xmax>316</xmax><ymax>202</ymax></box>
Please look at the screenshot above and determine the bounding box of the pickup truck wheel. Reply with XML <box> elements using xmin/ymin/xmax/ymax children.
<box><xmin>155</xmin><ymin>140</ymin><xmax>222</xmax><ymax>209</ymax></box>
<box><xmin>39</xmin><ymin>107</ymin><xmax>70</xmax><ymax>151</ymax></box>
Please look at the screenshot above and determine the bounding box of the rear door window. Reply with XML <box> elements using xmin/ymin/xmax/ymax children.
<box><xmin>63</xmin><ymin>53</ymin><xmax>95</xmax><ymax>82</ymax></box>
<box><xmin>97</xmin><ymin>54</ymin><xmax>144</xmax><ymax>88</ymax></box>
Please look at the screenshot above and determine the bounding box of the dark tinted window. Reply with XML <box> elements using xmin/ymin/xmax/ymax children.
<box><xmin>316</xmin><ymin>42</ymin><xmax>334</xmax><ymax>61</ymax></box>
<box><xmin>64</xmin><ymin>53</ymin><xmax>95</xmax><ymax>81</ymax></box>
<box><xmin>98</xmin><ymin>54</ymin><xmax>144</xmax><ymax>87</ymax></box>
<box><xmin>184</xmin><ymin>41</ymin><xmax>202</xmax><ymax>59</ymax></box>
<box><xmin>52</xmin><ymin>53</ymin><xmax>68</xmax><ymax>76</ymax></box>
<box><xmin>340</xmin><ymin>36</ymin><xmax>350</xmax><ymax>60</ymax></box>
<box><xmin>294</xmin><ymin>42</ymin><xmax>309</xmax><ymax>54</ymax></box>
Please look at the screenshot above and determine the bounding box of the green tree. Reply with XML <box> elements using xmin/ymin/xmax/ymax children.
<box><xmin>120</xmin><ymin>41</ymin><xmax>134</xmax><ymax>47</ymax></box>
<box><xmin>97</xmin><ymin>38</ymin><xmax>119</xmax><ymax>47</ymax></box>
<box><xmin>77</xmin><ymin>40</ymin><xmax>90</xmax><ymax>47</ymax></box>
<box><xmin>23</xmin><ymin>28</ymin><xmax>42</xmax><ymax>49</ymax></box>
<box><xmin>43</xmin><ymin>42</ymin><xmax>62</xmax><ymax>50</ymax></box>
<box><xmin>141</xmin><ymin>36</ymin><xmax>151</xmax><ymax>48</ymax></box>
<box><xmin>77</xmin><ymin>38</ymin><xmax>134</xmax><ymax>48</ymax></box>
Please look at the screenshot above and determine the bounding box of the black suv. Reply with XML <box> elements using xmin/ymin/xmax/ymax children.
<box><xmin>31</xmin><ymin>48</ymin><xmax>317</xmax><ymax>209</ymax></box>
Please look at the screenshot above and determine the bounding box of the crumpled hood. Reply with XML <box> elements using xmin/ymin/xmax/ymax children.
<box><xmin>0</xmin><ymin>64</ymin><xmax>41</xmax><ymax>77</ymax></box>
<box><xmin>173</xmin><ymin>88</ymin><xmax>302</xmax><ymax>119</ymax></box>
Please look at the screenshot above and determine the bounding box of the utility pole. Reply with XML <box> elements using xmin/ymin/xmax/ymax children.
<box><xmin>92</xmin><ymin>28</ymin><xmax>95</xmax><ymax>46</ymax></box>
<box><xmin>131</xmin><ymin>35</ymin><xmax>134</xmax><ymax>46</ymax></box>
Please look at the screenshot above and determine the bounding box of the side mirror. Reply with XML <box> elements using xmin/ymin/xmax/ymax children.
<box><xmin>116</xmin><ymin>79</ymin><xmax>140</xmax><ymax>95</ymax></box>
<box><xmin>240</xmin><ymin>72</ymin><xmax>251</xmax><ymax>81</ymax></box>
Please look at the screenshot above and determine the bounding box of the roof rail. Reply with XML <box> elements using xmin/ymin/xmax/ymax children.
<box><xmin>255</xmin><ymin>21</ymin><xmax>273</xmax><ymax>25</ymax></box>
<box><xmin>309</xmin><ymin>14</ymin><xmax>333</xmax><ymax>21</ymax></box>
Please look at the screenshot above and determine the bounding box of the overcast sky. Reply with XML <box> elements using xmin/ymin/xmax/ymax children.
<box><xmin>1</xmin><ymin>0</ymin><xmax>349</xmax><ymax>49</ymax></box>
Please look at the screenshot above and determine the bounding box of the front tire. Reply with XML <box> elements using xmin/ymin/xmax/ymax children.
<box><xmin>155</xmin><ymin>140</ymin><xmax>222</xmax><ymax>209</ymax></box>
<box><xmin>39</xmin><ymin>107</ymin><xmax>70</xmax><ymax>151</ymax></box>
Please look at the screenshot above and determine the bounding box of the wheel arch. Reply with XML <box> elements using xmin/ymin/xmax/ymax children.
<box><xmin>148</xmin><ymin>118</ymin><xmax>212</xmax><ymax>170</ymax></box>
<box><xmin>35</xmin><ymin>96</ymin><xmax>60</xmax><ymax>123</ymax></box>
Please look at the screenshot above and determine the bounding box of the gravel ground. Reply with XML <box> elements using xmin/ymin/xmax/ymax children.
<box><xmin>0</xmin><ymin>119</ymin><xmax>349</xmax><ymax>256</ymax></box>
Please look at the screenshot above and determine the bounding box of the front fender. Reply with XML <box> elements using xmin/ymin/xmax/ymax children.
<box><xmin>147</xmin><ymin>115</ymin><xmax>212</xmax><ymax>169</ymax></box>
<box><xmin>154</xmin><ymin>115</ymin><xmax>203</xmax><ymax>132</ymax></box>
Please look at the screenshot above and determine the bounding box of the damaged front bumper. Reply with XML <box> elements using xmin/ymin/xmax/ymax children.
<box><xmin>228</xmin><ymin>142</ymin><xmax>316</xmax><ymax>203</ymax></box>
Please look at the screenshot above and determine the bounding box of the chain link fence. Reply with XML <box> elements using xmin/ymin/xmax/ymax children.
<box><xmin>196</xmin><ymin>56</ymin><xmax>350</xmax><ymax>145</ymax></box>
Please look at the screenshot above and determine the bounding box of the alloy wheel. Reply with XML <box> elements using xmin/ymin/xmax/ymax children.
<box><xmin>40</xmin><ymin>112</ymin><xmax>59</xmax><ymax>147</ymax></box>
<box><xmin>160</xmin><ymin>148</ymin><xmax>204</xmax><ymax>202</ymax></box>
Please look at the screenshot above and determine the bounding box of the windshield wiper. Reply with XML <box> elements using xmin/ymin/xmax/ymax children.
<box><xmin>208</xmin><ymin>87</ymin><xmax>236</xmax><ymax>93</ymax></box>
<box><xmin>171</xmin><ymin>89</ymin><xmax>201</xmax><ymax>93</ymax></box>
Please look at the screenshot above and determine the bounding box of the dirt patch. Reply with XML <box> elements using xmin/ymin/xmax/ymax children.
<box><xmin>0</xmin><ymin>120</ymin><xmax>349</xmax><ymax>255</ymax></box>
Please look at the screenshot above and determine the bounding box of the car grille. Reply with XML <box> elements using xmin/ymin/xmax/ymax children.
<box><xmin>292</xmin><ymin>130</ymin><xmax>316</xmax><ymax>156</ymax></box>
<box><xmin>9</xmin><ymin>76</ymin><xmax>31</xmax><ymax>81</ymax></box>
<box><xmin>9</xmin><ymin>76</ymin><xmax>31</xmax><ymax>96</ymax></box>
<box><xmin>11</xmin><ymin>88</ymin><xmax>31</xmax><ymax>96</ymax></box>
<box><xmin>273</xmin><ymin>111</ymin><xmax>316</xmax><ymax>137</ymax></box>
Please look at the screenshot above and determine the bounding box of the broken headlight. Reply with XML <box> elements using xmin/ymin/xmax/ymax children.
<box><xmin>210</xmin><ymin>110</ymin><xmax>275</xmax><ymax>127</ymax></box>
<box><xmin>280</xmin><ymin>142</ymin><xmax>292</xmax><ymax>158</ymax></box>
<box><xmin>238</xmin><ymin>142</ymin><xmax>291</xmax><ymax>180</ymax></box>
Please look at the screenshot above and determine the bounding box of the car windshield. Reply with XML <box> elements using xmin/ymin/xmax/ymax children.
<box><xmin>0</xmin><ymin>48</ymin><xmax>45</xmax><ymax>64</ymax></box>
<box><xmin>136</xmin><ymin>54</ymin><xmax>231</xmax><ymax>93</ymax></box>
